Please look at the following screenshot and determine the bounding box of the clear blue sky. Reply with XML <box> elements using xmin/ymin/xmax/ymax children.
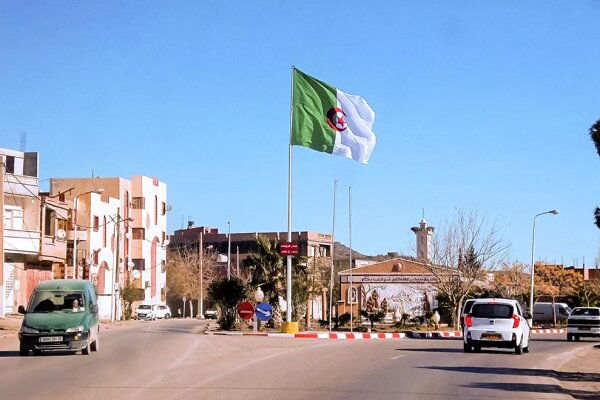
<box><xmin>1</xmin><ymin>1</ymin><xmax>599</xmax><ymax>267</ymax></box>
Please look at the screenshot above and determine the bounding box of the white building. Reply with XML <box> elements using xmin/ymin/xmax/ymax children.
<box><xmin>51</xmin><ymin>176</ymin><xmax>168</xmax><ymax>320</ymax></box>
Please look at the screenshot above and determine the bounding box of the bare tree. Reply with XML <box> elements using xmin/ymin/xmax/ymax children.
<box><xmin>428</xmin><ymin>210</ymin><xmax>510</xmax><ymax>328</ymax></box>
<box><xmin>167</xmin><ymin>245</ymin><xmax>220</xmax><ymax>316</ymax></box>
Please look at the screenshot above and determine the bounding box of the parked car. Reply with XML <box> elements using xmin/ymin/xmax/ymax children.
<box><xmin>463</xmin><ymin>298</ymin><xmax>531</xmax><ymax>354</ymax></box>
<box><xmin>135</xmin><ymin>304</ymin><xmax>156</xmax><ymax>320</ymax></box>
<box><xmin>567</xmin><ymin>307</ymin><xmax>600</xmax><ymax>341</ymax></box>
<box><xmin>204</xmin><ymin>309</ymin><xmax>218</xmax><ymax>319</ymax></box>
<box><xmin>154</xmin><ymin>305</ymin><xmax>172</xmax><ymax>319</ymax></box>
<box><xmin>532</xmin><ymin>302</ymin><xmax>571</xmax><ymax>325</ymax></box>
<box><xmin>18</xmin><ymin>279</ymin><xmax>100</xmax><ymax>356</ymax></box>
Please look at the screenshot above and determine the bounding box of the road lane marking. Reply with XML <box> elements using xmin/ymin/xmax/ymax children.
<box><xmin>390</xmin><ymin>355</ymin><xmax>405</xmax><ymax>360</ymax></box>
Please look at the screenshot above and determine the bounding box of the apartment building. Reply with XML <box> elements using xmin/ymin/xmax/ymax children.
<box><xmin>50</xmin><ymin>176</ymin><xmax>168</xmax><ymax>320</ymax></box>
<box><xmin>1</xmin><ymin>148</ymin><xmax>42</xmax><ymax>314</ymax></box>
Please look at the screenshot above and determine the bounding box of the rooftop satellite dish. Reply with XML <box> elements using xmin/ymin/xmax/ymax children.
<box><xmin>132</xmin><ymin>270</ymin><xmax>141</xmax><ymax>279</ymax></box>
<box><xmin>57</xmin><ymin>229</ymin><xmax>67</xmax><ymax>240</ymax></box>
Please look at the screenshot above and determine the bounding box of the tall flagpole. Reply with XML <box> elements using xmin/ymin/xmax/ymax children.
<box><xmin>349</xmin><ymin>186</ymin><xmax>353</xmax><ymax>333</ymax></box>
<box><xmin>328</xmin><ymin>180</ymin><xmax>337</xmax><ymax>333</ymax></box>
<box><xmin>286</xmin><ymin>66</ymin><xmax>295</xmax><ymax>324</ymax></box>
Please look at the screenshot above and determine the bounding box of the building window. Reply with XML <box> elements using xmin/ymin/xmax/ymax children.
<box><xmin>93</xmin><ymin>216</ymin><xmax>99</xmax><ymax>232</ymax></box>
<box><xmin>161</xmin><ymin>260</ymin><xmax>166</xmax><ymax>273</ymax></box>
<box><xmin>93</xmin><ymin>249</ymin><xmax>99</xmax><ymax>265</ymax></box>
<box><xmin>162</xmin><ymin>231</ymin><xmax>166</xmax><ymax>244</ymax></box>
<box><xmin>4</xmin><ymin>205</ymin><xmax>23</xmax><ymax>230</ymax></box>
<box><xmin>154</xmin><ymin>195</ymin><xmax>158</xmax><ymax>225</ymax></box>
<box><xmin>132</xmin><ymin>228</ymin><xmax>145</xmax><ymax>240</ymax></box>
<box><xmin>5</xmin><ymin>155</ymin><xmax>15</xmax><ymax>174</ymax></box>
<box><xmin>347</xmin><ymin>287</ymin><xmax>358</xmax><ymax>305</ymax></box>
<box><xmin>132</xmin><ymin>258</ymin><xmax>145</xmax><ymax>271</ymax></box>
<box><xmin>103</xmin><ymin>217</ymin><xmax>107</xmax><ymax>247</ymax></box>
<box><xmin>161</xmin><ymin>201</ymin><xmax>166</xmax><ymax>216</ymax></box>
<box><xmin>131</xmin><ymin>197</ymin><xmax>145</xmax><ymax>209</ymax></box>
<box><xmin>44</xmin><ymin>209</ymin><xmax>56</xmax><ymax>236</ymax></box>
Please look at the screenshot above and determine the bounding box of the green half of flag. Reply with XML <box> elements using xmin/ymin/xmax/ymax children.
<box><xmin>291</xmin><ymin>68</ymin><xmax>376</xmax><ymax>164</ymax></box>
<box><xmin>291</xmin><ymin>68</ymin><xmax>337</xmax><ymax>153</ymax></box>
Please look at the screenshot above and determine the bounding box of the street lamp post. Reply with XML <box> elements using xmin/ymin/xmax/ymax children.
<box><xmin>529</xmin><ymin>209</ymin><xmax>559</xmax><ymax>314</ymax></box>
<box><xmin>110</xmin><ymin>213</ymin><xmax>134</xmax><ymax>323</ymax></box>
<box><xmin>227</xmin><ymin>221</ymin><xmax>231</xmax><ymax>280</ymax></box>
<box><xmin>199</xmin><ymin>231</ymin><xmax>204</xmax><ymax>319</ymax></box>
<box><xmin>72</xmin><ymin>188</ymin><xmax>104</xmax><ymax>279</ymax></box>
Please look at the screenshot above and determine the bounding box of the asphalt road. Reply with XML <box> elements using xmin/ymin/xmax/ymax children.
<box><xmin>0</xmin><ymin>318</ymin><xmax>591</xmax><ymax>400</ymax></box>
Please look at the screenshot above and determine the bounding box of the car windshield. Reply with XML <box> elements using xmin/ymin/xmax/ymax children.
<box><xmin>138</xmin><ymin>305</ymin><xmax>152</xmax><ymax>310</ymax></box>
<box><xmin>472</xmin><ymin>303</ymin><xmax>513</xmax><ymax>319</ymax></box>
<box><xmin>28</xmin><ymin>291</ymin><xmax>85</xmax><ymax>313</ymax></box>
<box><xmin>571</xmin><ymin>308</ymin><xmax>600</xmax><ymax>316</ymax></box>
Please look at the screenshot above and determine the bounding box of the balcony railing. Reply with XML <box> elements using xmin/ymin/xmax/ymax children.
<box><xmin>4</xmin><ymin>228</ymin><xmax>41</xmax><ymax>255</ymax></box>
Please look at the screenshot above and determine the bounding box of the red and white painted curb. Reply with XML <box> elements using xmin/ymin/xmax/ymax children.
<box><xmin>213</xmin><ymin>328</ymin><xmax>565</xmax><ymax>340</ymax></box>
<box><xmin>531</xmin><ymin>328</ymin><xmax>565</xmax><ymax>334</ymax></box>
<box><xmin>411</xmin><ymin>331</ymin><xmax>462</xmax><ymax>338</ymax></box>
<box><xmin>214</xmin><ymin>331</ymin><xmax>407</xmax><ymax>340</ymax></box>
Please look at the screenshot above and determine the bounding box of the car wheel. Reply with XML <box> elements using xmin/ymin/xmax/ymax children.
<box><xmin>91</xmin><ymin>331</ymin><xmax>100</xmax><ymax>352</ymax></box>
<box><xmin>473</xmin><ymin>345</ymin><xmax>481</xmax><ymax>353</ymax></box>
<box><xmin>82</xmin><ymin>340</ymin><xmax>91</xmax><ymax>355</ymax></box>
<box><xmin>33</xmin><ymin>350</ymin><xmax>42</xmax><ymax>356</ymax></box>
<box><xmin>19</xmin><ymin>346</ymin><xmax>29</xmax><ymax>356</ymax></box>
<box><xmin>574</xmin><ymin>335</ymin><xmax>580</xmax><ymax>342</ymax></box>
<box><xmin>515</xmin><ymin>338</ymin><xmax>523</xmax><ymax>355</ymax></box>
<box><xmin>463</xmin><ymin>342</ymin><xmax>472</xmax><ymax>353</ymax></box>
<box><xmin>165</xmin><ymin>313</ymin><xmax>170</xmax><ymax>319</ymax></box>
<box><xmin>567</xmin><ymin>333</ymin><xmax>572</xmax><ymax>341</ymax></box>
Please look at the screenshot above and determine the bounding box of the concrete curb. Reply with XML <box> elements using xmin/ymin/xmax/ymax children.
<box><xmin>213</xmin><ymin>331</ymin><xmax>408</xmax><ymax>339</ymax></box>
<box><xmin>212</xmin><ymin>328</ymin><xmax>566</xmax><ymax>340</ymax></box>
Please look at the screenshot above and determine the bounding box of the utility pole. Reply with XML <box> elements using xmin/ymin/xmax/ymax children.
<box><xmin>0</xmin><ymin>155</ymin><xmax>5</xmax><ymax>318</ymax></box>
<box><xmin>199</xmin><ymin>230</ymin><xmax>204</xmax><ymax>319</ymax></box>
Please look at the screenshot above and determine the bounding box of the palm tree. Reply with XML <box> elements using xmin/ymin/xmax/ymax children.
<box><xmin>245</xmin><ymin>235</ymin><xmax>308</xmax><ymax>327</ymax></box>
<box><xmin>245</xmin><ymin>236</ymin><xmax>286</xmax><ymax>327</ymax></box>
<box><xmin>590</xmin><ymin>119</ymin><xmax>600</xmax><ymax>228</ymax></box>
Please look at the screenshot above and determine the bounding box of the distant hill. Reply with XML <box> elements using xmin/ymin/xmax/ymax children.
<box><xmin>333</xmin><ymin>241</ymin><xmax>415</xmax><ymax>263</ymax></box>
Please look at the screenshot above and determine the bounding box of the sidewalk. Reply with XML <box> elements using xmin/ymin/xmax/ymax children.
<box><xmin>557</xmin><ymin>343</ymin><xmax>600</xmax><ymax>399</ymax></box>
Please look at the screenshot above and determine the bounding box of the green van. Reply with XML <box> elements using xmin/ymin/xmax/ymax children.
<box><xmin>18</xmin><ymin>279</ymin><xmax>100</xmax><ymax>356</ymax></box>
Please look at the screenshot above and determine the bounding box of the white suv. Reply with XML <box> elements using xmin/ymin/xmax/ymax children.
<box><xmin>567</xmin><ymin>307</ymin><xmax>600</xmax><ymax>341</ymax></box>
<box><xmin>463</xmin><ymin>298</ymin><xmax>531</xmax><ymax>355</ymax></box>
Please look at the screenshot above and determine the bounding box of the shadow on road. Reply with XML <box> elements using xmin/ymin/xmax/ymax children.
<box><xmin>462</xmin><ymin>382</ymin><xmax>599</xmax><ymax>399</ymax></box>
<box><xmin>422</xmin><ymin>365</ymin><xmax>600</xmax><ymax>383</ymax></box>
<box><xmin>396</xmin><ymin>347</ymin><xmax>487</xmax><ymax>354</ymax></box>
<box><xmin>0</xmin><ymin>350</ymin><xmax>21</xmax><ymax>358</ymax></box>
<box><xmin>422</xmin><ymin>366</ymin><xmax>600</xmax><ymax>399</ymax></box>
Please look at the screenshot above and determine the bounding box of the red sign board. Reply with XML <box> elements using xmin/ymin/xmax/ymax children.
<box><xmin>237</xmin><ymin>301</ymin><xmax>255</xmax><ymax>320</ymax></box>
<box><xmin>280</xmin><ymin>242</ymin><xmax>299</xmax><ymax>255</ymax></box>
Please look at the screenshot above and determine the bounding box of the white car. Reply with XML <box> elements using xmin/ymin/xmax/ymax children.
<box><xmin>567</xmin><ymin>307</ymin><xmax>600</xmax><ymax>341</ymax></box>
<box><xmin>154</xmin><ymin>305</ymin><xmax>172</xmax><ymax>319</ymax></box>
<box><xmin>463</xmin><ymin>298</ymin><xmax>531</xmax><ymax>354</ymax></box>
<box><xmin>135</xmin><ymin>304</ymin><xmax>156</xmax><ymax>320</ymax></box>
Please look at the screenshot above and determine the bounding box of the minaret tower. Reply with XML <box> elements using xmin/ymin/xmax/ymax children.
<box><xmin>411</xmin><ymin>211</ymin><xmax>435</xmax><ymax>262</ymax></box>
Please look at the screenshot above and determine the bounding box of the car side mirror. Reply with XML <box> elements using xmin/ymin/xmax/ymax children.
<box><xmin>18</xmin><ymin>305</ymin><xmax>27</xmax><ymax>314</ymax></box>
<box><xmin>524</xmin><ymin>311</ymin><xmax>532</xmax><ymax>319</ymax></box>
<box><xmin>91</xmin><ymin>304</ymin><xmax>98</xmax><ymax>314</ymax></box>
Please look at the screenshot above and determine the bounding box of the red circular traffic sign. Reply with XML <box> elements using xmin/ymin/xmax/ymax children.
<box><xmin>237</xmin><ymin>301</ymin><xmax>255</xmax><ymax>320</ymax></box>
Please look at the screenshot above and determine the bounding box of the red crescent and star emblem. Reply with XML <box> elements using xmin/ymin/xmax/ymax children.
<box><xmin>326</xmin><ymin>107</ymin><xmax>348</xmax><ymax>132</ymax></box>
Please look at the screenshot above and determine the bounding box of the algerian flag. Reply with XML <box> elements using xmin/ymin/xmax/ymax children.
<box><xmin>291</xmin><ymin>68</ymin><xmax>376</xmax><ymax>164</ymax></box>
